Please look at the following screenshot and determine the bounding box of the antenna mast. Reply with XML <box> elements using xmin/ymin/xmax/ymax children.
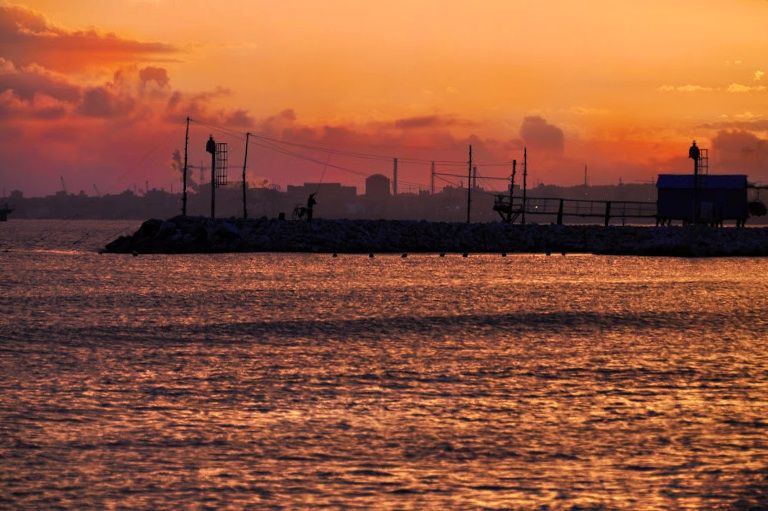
<box><xmin>242</xmin><ymin>132</ymin><xmax>250</xmax><ymax>219</ymax></box>
<box><xmin>206</xmin><ymin>135</ymin><xmax>217</xmax><ymax>218</ymax></box>
<box><xmin>522</xmin><ymin>147</ymin><xmax>528</xmax><ymax>225</ymax></box>
<box><xmin>466</xmin><ymin>144</ymin><xmax>472</xmax><ymax>223</ymax></box>
<box><xmin>182</xmin><ymin>116</ymin><xmax>189</xmax><ymax>216</ymax></box>
<box><xmin>509</xmin><ymin>160</ymin><xmax>517</xmax><ymax>223</ymax></box>
<box><xmin>430</xmin><ymin>161</ymin><xmax>435</xmax><ymax>195</ymax></box>
<box><xmin>393</xmin><ymin>158</ymin><xmax>398</xmax><ymax>196</ymax></box>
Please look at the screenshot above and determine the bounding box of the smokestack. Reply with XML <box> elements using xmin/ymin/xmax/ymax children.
<box><xmin>393</xmin><ymin>158</ymin><xmax>398</xmax><ymax>195</ymax></box>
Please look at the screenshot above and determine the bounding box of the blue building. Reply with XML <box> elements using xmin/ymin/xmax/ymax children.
<box><xmin>656</xmin><ymin>174</ymin><xmax>748</xmax><ymax>226</ymax></box>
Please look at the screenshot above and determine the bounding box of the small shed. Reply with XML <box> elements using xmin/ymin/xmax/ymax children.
<box><xmin>656</xmin><ymin>174</ymin><xmax>748</xmax><ymax>225</ymax></box>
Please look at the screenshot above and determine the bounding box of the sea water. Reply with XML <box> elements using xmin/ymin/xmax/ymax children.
<box><xmin>1</xmin><ymin>220</ymin><xmax>767</xmax><ymax>510</ymax></box>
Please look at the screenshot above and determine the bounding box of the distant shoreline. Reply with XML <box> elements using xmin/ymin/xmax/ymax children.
<box><xmin>102</xmin><ymin>216</ymin><xmax>768</xmax><ymax>257</ymax></box>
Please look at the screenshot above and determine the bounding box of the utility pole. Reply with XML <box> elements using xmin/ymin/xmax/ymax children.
<box><xmin>466</xmin><ymin>144</ymin><xmax>473</xmax><ymax>223</ymax></box>
<box><xmin>393</xmin><ymin>158</ymin><xmax>398</xmax><ymax>196</ymax></box>
<box><xmin>509</xmin><ymin>160</ymin><xmax>517</xmax><ymax>223</ymax></box>
<box><xmin>472</xmin><ymin>166</ymin><xmax>478</xmax><ymax>190</ymax></box>
<box><xmin>206</xmin><ymin>135</ymin><xmax>217</xmax><ymax>218</ymax></box>
<box><xmin>522</xmin><ymin>147</ymin><xmax>528</xmax><ymax>225</ymax></box>
<box><xmin>182</xmin><ymin>116</ymin><xmax>189</xmax><ymax>216</ymax></box>
<box><xmin>430</xmin><ymin>161</ymin><xmax>435</xmax><ymax>195</ymax></box>
<box><xmin>242</xmin><ymin>132</ymin><xmax>250</xmax><ymax>219</ymax></box>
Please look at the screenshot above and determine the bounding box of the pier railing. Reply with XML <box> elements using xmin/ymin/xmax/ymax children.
<box><xmin>493</xmin><ymin>196</ymin><xmax>657</xmax><ymax>226</ymax></box>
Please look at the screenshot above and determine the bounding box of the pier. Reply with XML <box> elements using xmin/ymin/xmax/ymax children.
<box><xmin>493</xmin><ymin>196</ymin><xmax>657</xmax><ymax>226</ymax></box>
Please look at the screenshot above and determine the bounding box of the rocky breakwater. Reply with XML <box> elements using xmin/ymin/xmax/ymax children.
<box><xmin>103</xmin><ymin>216</ymin><xmax>768</xmax><ymax>256</ymax></box>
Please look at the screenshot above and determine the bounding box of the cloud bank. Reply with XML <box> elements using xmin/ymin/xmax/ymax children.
<box><xmin>0</xmin><ymin>4</ymin><xmax>176</xmax><ymax>72</ymax></box>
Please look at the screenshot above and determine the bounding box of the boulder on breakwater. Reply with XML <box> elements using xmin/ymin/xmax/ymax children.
<box><xmin>103</xmin><ymin>216</ymin><xmax>768</xmax><ymax>257</ymax></box>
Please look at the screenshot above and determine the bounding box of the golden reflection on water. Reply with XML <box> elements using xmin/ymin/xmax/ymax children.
<box><xmin>1</xmin><ymin>223</ymin><xmax>767</xmax><ymax>510</ymax></box>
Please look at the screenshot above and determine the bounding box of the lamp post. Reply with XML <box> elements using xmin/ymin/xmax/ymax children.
<box><xmin>689</xmin><ymin>140</ymin><xmax>700</xmax><ymax>224</ymax></box>
<box><xmin>206</xmin><ymin>135</ymin><xmax>217</xmax><ymax>218</ymax></box>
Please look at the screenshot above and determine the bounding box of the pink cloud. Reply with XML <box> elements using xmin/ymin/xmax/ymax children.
<box><xmin>0</xmin><ymin>5</ymin><xmax>177</xmax><ymax>72</ymax></box>
<box><xmin>520</xmin><ymin>116</ymin><xmax>564</xmax><ymax>156</ymax></box>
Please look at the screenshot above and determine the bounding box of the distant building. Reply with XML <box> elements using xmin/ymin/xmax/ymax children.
<box><xmin>656</xmin><ymin>174</ymin><xmax>748</xmax><ymax>226</ymax></box>
<box><xmin>365</xmin><ymin>174</ymin><xmax>390</xmax><ymax>200</ymax></box>
<box><xmin>286</xmin><ymin>183</ymin><xmax>357</xmax><ymax>201</ymax></box>
<box><xmin>286</xmin><ymin>183</ymin><xmax>357</xmax><ymax>218</ymax></box>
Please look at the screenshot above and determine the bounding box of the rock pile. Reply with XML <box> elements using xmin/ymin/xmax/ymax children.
<box><xmin>103</xmin><ymin>216</ymin><xmax>768</xmax><ymax>257</ymax></box>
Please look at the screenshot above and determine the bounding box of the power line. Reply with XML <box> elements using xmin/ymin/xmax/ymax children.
<box><xmin>188</xmin><ymin>117</ymin><xmax>519</xmax><ymax>193</ymax></box>
<box><xmin>248</xmin><ymin>138</ymin><xmax>429</xmax><ymax>190</ymax></box>
<box><xmin>188</xmin><ymin>117</ymin><xmax>515</xmax><ymax>168</ymax></box>
<box><xmin>248</xmin><ymin>133</ymin><xmax>433</xmax><ymax>189</ymax></box>
<box><xmin>434</xmin><ymin>174</ymin><xmax>461</xmax><ymax>188</ymax></box>
<box><xmin>248</xmin><ymin>140</ymin><xmax>367</xmax><ymax>177</ymax></box>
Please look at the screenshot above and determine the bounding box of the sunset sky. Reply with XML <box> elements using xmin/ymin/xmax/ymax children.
<box><xmin>1</xmin><ymin>0</ymin><xmax>767</xmax><ymax>196</ymax></box>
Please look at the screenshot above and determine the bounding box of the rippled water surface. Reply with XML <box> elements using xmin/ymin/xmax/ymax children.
<box><xmin>1</xmin><ymin>220</ymin><xmax>768</xmax><ymax>510</ymax></box>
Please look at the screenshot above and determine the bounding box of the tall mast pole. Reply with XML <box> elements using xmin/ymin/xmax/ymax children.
<box><xmin>210</xmin><ymin>150</ymin><xmax>216</xmax><ymax>218</ymax></box>
<box><xmin>510</xmin><ymin>159</ymin><xmax>517</xmax><ymax>223</ymax></box>
<box><xmin>466</xmin><ymin>144</ymin><xmax>472</xmax><ymax>223</ymax></box>
<box><xmin>242</xmin><ymin>132</ymin><xmax>250</xmax><ymax>219</ymax></box>
<box><xmin>522</xmin><ymin>147</ymin><xmax>528</xmax><ymax>225</ymax></box>
<box><xmin>430</xmin><ymin>161</ymin><xmax>435</xmax><ymax>195</ymax></box>
<box><xmin>694</xmin><ymin>148</ymin><xmax>699</xmax><ymax>224</ymax></box>
<box><xmin>182</xmin><ymin>116</ymin><xmax>189</xmax><ymax>216</ymax></box>
<box><xmin>689</xmin><ymin>140</ymin><xmax>701</xmax><ymax>224</ymax></box>
<box><xmin>393</xmin><ymin>158</ymin><xmax>398</xmax><ymax>196</ymax></box>
<box><xmin>206</xmin><ymin>135</ymin><xmax>217</xmax><ymax>218</ymax></box>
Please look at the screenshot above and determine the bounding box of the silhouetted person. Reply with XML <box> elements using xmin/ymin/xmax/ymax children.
<box><xmin>306</xmin><ymin>193</ymin><xmax>317</xmax><ymax>223</ymax></box>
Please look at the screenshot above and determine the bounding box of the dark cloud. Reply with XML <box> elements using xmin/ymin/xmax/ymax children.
<box><xmin>139</xmin><ymin>66</ymin><xmax>170</xmax><ymax>88</ymax></box>
<box><xmin>31</xmin><ymin>105</ymin><xmax>67</xmax><ymax>120</ymax></box>
<box><xmin>163</xmin><ymin>91</ymin><xmax>240</xmax><ymax>127</ymax></box>
<box><xmin>224</xmin><ymin>109</ymin><xmax>255</xmax><ymax>127</ymax></box>
<box><xmin>393</xmin><ymin>114</ymin><xmax>469</xmax><ymax>129</ymax></box>
<box><xmin>519</xmin><ymin>116</ymin><xmax>565</xmax><ymax>155</ymax></box>
<box><xmin>0</xmin><ymin>5</ymin><xmax>177</xmax><ymax>72</ymax></box>
<box><xmin>166</xmin><ymin>91</ymin><xmax>182</xmax><ymax>112</ymax></box>
<box><xmin>712</xmin><ymin>130</ymin><xmax>768</xmax><ymax>176</ymax></box>
<box><xmin>189</xmin><ymin>87</ymin><xmax>231</xmax><ymax>102</ymax></box>
<box><xmin>256</xmin><ymin>108</ymin><xmax>297</xmax><ymax>136</ymax></box>
<box><xmin>78</xmin><ymin>86</ymin><xmax>135</xmax><ymax>118</ymax></box>
<box><xmin>277</xmin><ymin>108</ymin><xmax>296</xmax><ymax>122</ymax></box>
<box><xmin>0</xmin><ymin>60</ymin><xmax>80</xmax><ymax>102</ymax></box>
<box><xmin>162</xmin><ymin>87</ymin><xmax>236</xmax><ymax>124</ymax></box>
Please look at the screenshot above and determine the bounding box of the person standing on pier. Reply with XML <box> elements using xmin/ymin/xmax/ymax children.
<box><xmin>306</xmin><ymin>193</ymin><xmax>317</xmax><ymax>223</ymax></box>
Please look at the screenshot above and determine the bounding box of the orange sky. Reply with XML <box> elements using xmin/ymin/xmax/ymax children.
<box><xmin>1</xmin><ymin>0</ymin><xmax>767</xmax><ymax>195</ymax></box>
